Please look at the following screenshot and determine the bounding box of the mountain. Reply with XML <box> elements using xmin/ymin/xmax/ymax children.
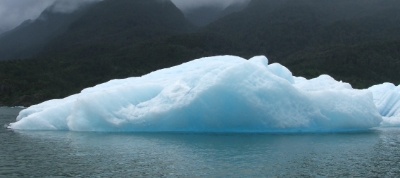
<box><xmin>0</xmin><ymin>0</ymin><xmax>194</xmax><ymax>61</ymax></box>
<box><xmin>285</xmin><ymin>39</ymin><xmax>400</xmax><ymax>88</ymax></box>
<box><xmin>1</xmin><ymin>0</ymin><xmax>400</xmax><ymax>106</ymax></box>
<box><xmin>0</xmin><ymin>6</ymin><xmax>90</xmax><ymax>60</ymax></box>
<box><xmin>42</xmin><ymin>0</ymin><xmax>194</xmax><ymax>59</ymax></box>
<box><xmin>200</xmin><ymin>0</ymin><xmax>400</xmax><ymax>87</ymax></box>
<box><xmin>205</xmin><ymin>0</ymin><xmax>400</xmax><ymax>60</ymax></box>
<box><xmin>0</xmin><ymin>0</ymin><xmax>196</xmax><ymax>105</ymax></box>
<box><xmin>182</xmin><ymin>1</ymin><xmax>249</xmax><ymax>26</ymax></box>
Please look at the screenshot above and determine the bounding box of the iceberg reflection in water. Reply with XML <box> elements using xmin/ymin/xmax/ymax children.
<box><xmin>2</xmin><ymin>128</ymin><xmax>400</xmax><ymax>177</ymax></box>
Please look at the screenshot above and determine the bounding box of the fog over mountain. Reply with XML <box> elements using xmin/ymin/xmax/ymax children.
<box><xmin>171</xmin><ymin>0</ymin><xmax>250</xmax><ymax>11</ymax></box>
<box><xmin>0</xmin><ymin>0</ymin><xmax>102</xmax><ymax>34</ymax></box>
<box><xmin>0</xmin><ymin>0</ymin><xmax>247</xmax><ymax>34</ymax></box>
<box><xmin>0</xmin><ymin>0</ymin><xmax>54</xmax><ymax>34</ymax></box>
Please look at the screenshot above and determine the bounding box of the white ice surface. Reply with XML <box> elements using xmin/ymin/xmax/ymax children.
<box><xmin>9</xmin><ymin>55</ymin><xmax>387</xmax><ymax>132</ymax></box>
<box><xmin>368</xmin><ymin>83</ymin><xmax>400</xmax><ymax>127</ymax></box>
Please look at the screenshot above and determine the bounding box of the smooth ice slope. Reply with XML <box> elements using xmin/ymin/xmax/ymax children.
<box><xmin>9</xmin><ymin>55</ymin><xmax>383</xmax><ymax>132</ymax></box>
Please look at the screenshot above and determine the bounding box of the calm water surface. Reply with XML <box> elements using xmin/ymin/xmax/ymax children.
<box><xmin>1</xmin><ymin>107</ymin><xmax>400</xmax><ymax>177</ymax></box>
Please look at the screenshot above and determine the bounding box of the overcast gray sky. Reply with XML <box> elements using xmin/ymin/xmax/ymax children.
<box><xmin>0</xmin><ymin>0</ymin><xmax>249</xmax><ymax>34</ymax></box>
<box><xmin>0</xmin><ymin>0</ymin><xmax>100</xmax><ymax>34</ymax></box>
<box><xmin>0</xmin><ymin>0</ymin><xmax>54</xmax><ymax>34</ymax></box>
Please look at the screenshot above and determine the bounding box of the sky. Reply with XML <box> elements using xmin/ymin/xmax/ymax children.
<box><xmin>0</xmin><ymin>0</ymin><xmax>249</xmax><ymax>34</ymax></box>
<box><xmin>0</xmin><ymin>0</ymin><xmax>54</xmax><ymax>34</ymax></box>
<box><xmin>0</xmin><ymin>0</ymin><xmax>99</xmax><ymax>34</ymax></box>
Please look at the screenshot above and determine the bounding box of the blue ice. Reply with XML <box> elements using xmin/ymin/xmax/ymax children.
<box><xmin>10</xmin><ymin>55</ymin><xmax>398</xmax><ymax>132</ymax></box>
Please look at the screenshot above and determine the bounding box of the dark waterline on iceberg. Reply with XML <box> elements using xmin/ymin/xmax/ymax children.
<box><xmin>2</xmin><ymin>107</ymin><xmax>400</xmax><ymax>177</ymax></box>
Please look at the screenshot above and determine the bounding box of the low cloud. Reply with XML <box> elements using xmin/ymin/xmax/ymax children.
<box><xmin>171</xmin><ymin>0</ymin><xmax>250</xmax><ymax>12</ymax></box>
<box><xmin>0</xmin><ymin>0</ymin><xmax>249</xmax><ymax>34</ymax></box>
<box><xmin>0</xmin><ymin>0</ymin><xmax>55</xmax><ymax>34</ymax></box>
<box><xmin>50</xmin><ymin>0</ymin><xmax>101</xmax><ymax>13</ymax></box>
<box><xmin>0</xmin><ymin>0</ymin><xmax>101</xmax><ymax>34</ymax></box>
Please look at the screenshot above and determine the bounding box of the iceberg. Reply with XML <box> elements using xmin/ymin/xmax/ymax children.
<box><xmin>9</xmin><ymin>55</ymin><xmax>392</xmax><ymax>132</ymax></box>
<box><xmin>368</xmin><ymin>83</ymin><xmax>400</xmax><ymax>127</ymax></box>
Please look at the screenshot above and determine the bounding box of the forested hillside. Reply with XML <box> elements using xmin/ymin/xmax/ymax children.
<box><xmin>0</xmin><ymin>6</ymin><xmax>89</xmax><ymax>60</ymax></box>
<box><xmin>1</xmin><ymin>0</ymin><xmax>399</xmax><ymax>106</ymax></box>
<box><xmin>203</xmin><ymin>0</ymin><xmax>400</xmax><ymax>87</ymax></box>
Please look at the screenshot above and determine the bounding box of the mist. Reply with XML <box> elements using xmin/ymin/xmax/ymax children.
<box><xmin>50</xmin><ymin>0</ymin><xmax>101</xmax><ymax>13</ymax></box>
<box><xmin>171</xmin><ymin>0</ymin><xmax>250</xmax><ymax>12</ymax></box>
<box><xmin>0</xmin><ymin>0</ymin><xmax>249</xmax><ymax>34</ymax></box>
<box><xmin>0</xmin><ymin>0</ymin><xmax>54</xmax><ymax>34</ymax></box>
<box><xmin>0</xmin><ymin>0</ymin><xmax>101</xmax><ymax>34</ymax></box>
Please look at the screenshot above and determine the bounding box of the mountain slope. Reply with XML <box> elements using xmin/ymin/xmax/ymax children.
<box><xmin>182</xmin><ymin>1</ymin><xmax>249</xmax><ymax>26</ymax></box>
<box><xmin>1</xmin><ymin>0</ymin><xmax>400</xmax><ymax>106</ymax></box>
<box><xmin>0</xmin><ymin>6</ymin><xmax>90</xmax><ymax>60</ymax></box>
<box><xmin>205</xmin><ymin>0</ymin><xmax>400</xmax><ymax>61</ymax></box>
<box><xmin>43</xmin><ymin>0</ymin><xmax>194</xmax><ymax>59</ymax></box>
<box><xmin>0</xmin><ymin>0</ymin><xmax>197</xmax><ymax>105</ymax></box>
<box><xmin>0</xmin><ymin>0</ymin><xmax>194</xmax><ymax>61</ymax></box>
<box><xmin>285</xmin><ymin>39</ymin><xmax>400</xmax><ymax>88</ymax></box>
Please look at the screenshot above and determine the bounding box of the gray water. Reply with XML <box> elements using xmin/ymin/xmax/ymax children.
<box><xmin>1</xmin><ymin>107</ymin><xmax>400</xmax><ymax>177</ymax></box>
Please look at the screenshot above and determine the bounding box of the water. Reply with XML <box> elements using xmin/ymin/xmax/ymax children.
<box><xmin>2</xmin><ymin>107</ymin><xmax>400</xmax><ymax>177</ymax></box>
